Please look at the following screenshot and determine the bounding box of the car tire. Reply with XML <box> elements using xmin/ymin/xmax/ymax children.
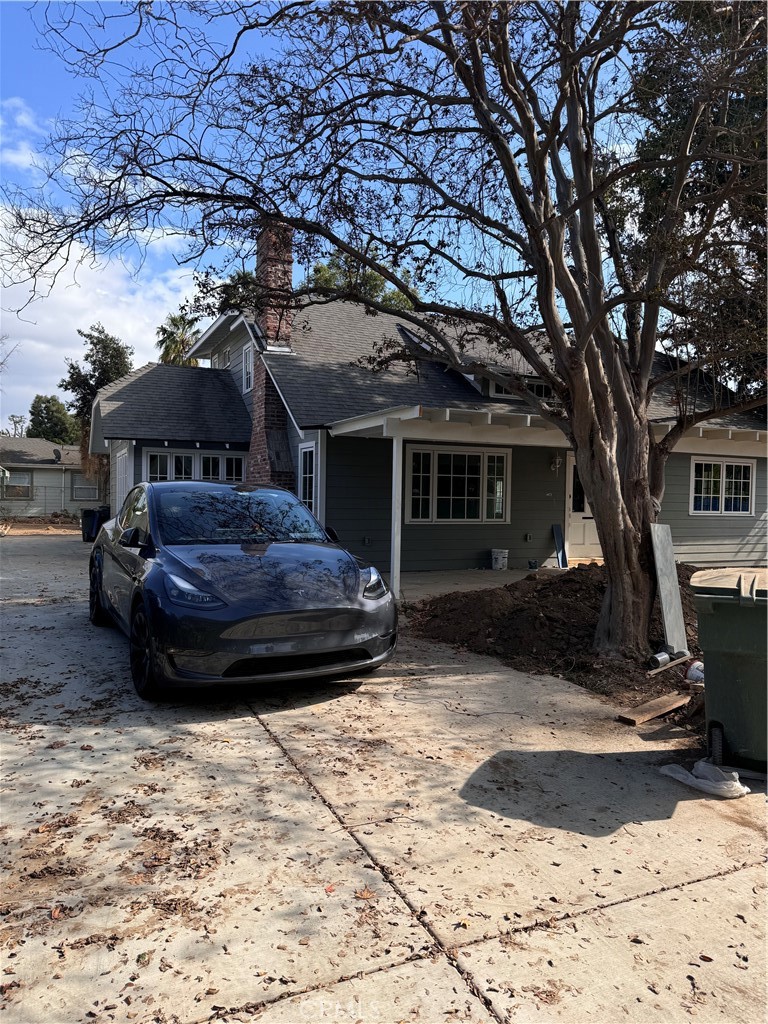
<box><xmin>88</xmin><ymin>553</ymin><xmax>111</xmax><ymax>627</ymax></box>
<box><xmin>129</xmin><ymin>599</ymin><xmax>165</xmax><ymax>701</ymax></box>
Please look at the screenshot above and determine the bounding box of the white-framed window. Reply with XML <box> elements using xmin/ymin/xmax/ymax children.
<box><xmin>406</xmin><ymin>446</ymin><xmax>510</xmax><ymax>523</ymax></box>
<box><xmin>211</xmin><ymin>352</ymin><xmax>218</xmax><ymax>369</ymax></box>
<box><xmin>222</xmin><ymin>347</ymin><xmax>231</xmax><ymax>367</ymax></box>
<box><xmin>243</xmin><ymin>344</ymin><xmax>253</xmax><ymax>392</ymax></box>
<box><xmin>224</xmin><ymin>456</ymin><xmax>244</xmax><ymax>482</ymax></box>
<box><xmin>72</xmin><ymin>472</ymin><xmax>98</xmax><ymax>500</ymax></box>
<box><xmin>144</xmin><ymin>451</ymin><xmax>245</xmax><ymax>484</ymax></box>
<box><xmin>689</xmin><ymin>458</ymin><xmax>755</xmax><ymax>515</ymax></box>
<box><xmin>2</xmin><ymin>471</ymin><xmax>32</xmax><ymax>499</ymax></box>
<box><xmin>298</xmin><ymin>443</ymin><xmax>316</xmax><ymax>513</ymax></box>
<box><xmin>148</xmin><ymin>453</ymin><xmax>171</xmax><ymax>482</ymax></box>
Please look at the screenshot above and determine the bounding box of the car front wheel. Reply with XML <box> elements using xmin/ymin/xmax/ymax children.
<box><xmin>129</xmin><ymin>600</ymin><xmax>165</xmax><ymax>700</ymax></box>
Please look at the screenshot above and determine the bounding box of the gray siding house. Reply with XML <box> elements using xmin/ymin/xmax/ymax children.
<box><xmin>0</xmin><ymin>439</ymin><xmax>98</xmax><ymax>517</ymax></box>
<box><xmin>90</xmin><ymin>237</ymin><xmax>767</xmax><ymax>595</ymax></box>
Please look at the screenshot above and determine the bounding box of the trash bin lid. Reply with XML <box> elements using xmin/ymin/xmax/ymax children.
<box><xmin>690</xmin><ymin>568</ymin><xmax>768</xmax><ymax>602</ymax></box>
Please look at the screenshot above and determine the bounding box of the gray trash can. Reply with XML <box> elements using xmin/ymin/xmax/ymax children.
<box><xmin>690</xmin><ymin>568</ymin><xmax>767</xmax><ymax>771</ymax></box>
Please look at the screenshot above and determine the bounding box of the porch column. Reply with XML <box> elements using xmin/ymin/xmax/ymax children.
<box><xmin>390</xmin><ymin>433</ymin><xmax>403</xmax><ymax>600</ymax></box>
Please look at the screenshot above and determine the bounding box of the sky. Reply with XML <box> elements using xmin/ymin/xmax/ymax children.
<box><xmin>0</xmin><ymin>1</ymin><xmax>201</xmax><ymax>433</ymax></box>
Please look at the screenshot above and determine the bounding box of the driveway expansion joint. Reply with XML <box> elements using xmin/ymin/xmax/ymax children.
<box><xmin>248</xmin><ymin>703</ymin><xmax>506</xmax><ymax>1024</ymax></box>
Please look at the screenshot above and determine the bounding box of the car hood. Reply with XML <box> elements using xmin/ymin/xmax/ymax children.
<box><xmin>163</xmin><ymin>541</ymin><xmax>363</xmax><ymax>609</ymax></box>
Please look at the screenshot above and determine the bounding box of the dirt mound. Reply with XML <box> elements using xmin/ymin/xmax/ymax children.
<box><xmin>1</xmin><ymin>513</ymin><xmax>81</xmax><ymax>536</ymax></box>
<box><xmin>411</xmin><ymin>562</ymin><xmax>702</xmax><ymax>703</ymax></box>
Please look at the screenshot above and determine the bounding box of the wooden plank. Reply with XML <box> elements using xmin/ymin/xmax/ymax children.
<box><xmin>617</xmin><ymin>692</ymin><xmax>691</xmax><ymax>725</ymax></box>
<box><xmin>646</xmin><ymin>654</ymin><xmax>690</xmax><ymax>677</ymax></box>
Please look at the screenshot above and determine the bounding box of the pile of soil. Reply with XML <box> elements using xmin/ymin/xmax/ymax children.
<box><xmin>411</xmin><ymin>562</ymin><xmax>702</xmax><ymax>705</ymax></box>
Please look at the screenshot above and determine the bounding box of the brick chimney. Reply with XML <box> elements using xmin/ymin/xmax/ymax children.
<box><xmin>254</xmin><ymin>219</ymin><xmax>293</xmax><ymax>349</ymax></box>
<box><xmin>247</xmin><ymin>219</ymin><xmax>296</xmax><ymax>490</ymax></box>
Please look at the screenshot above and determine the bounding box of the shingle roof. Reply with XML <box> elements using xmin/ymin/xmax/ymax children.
<box><xmin>0</xmin><ymin>438</ymin><xmax>82</xmax><ymax>468</ymax></box>
<box><xmin>263</xmin><ymin>303</ymin><xmax>492</xmax><ymax>427</ymax></box>
<box><xmin>263</xmin><ymin>302</ymin><xmax>764</xmax><ymax>432</ymax></box>
<box><xmin>90</xmin><ymin>363</ymin><xmax>252</xmax><ymax>448</ymax></box>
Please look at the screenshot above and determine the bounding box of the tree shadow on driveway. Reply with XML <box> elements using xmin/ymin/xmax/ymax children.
<box><xmin>458</xmin><ymin>746</ymin><xmax>722</xmax><ymax>837</ymax></box>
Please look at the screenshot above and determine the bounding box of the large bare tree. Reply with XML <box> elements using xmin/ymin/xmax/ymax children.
<box><xmin>2</xmin><ymin>1</ymin><xmax>765</xmax><ymax>655</ymax></box>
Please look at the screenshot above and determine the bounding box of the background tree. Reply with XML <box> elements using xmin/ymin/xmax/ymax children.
<box><xmin>304</xmin><ymin>249</ymin><xmax>414</xmax><ymax>311</ymax></box>
<box><xmin>2</xmin><ymin>2</ymin><xmax>765</xmax><ymax>657</ymax></box>
<box><xmin>155</xmin><ymin>310</ymin><xmax>200</xmax><ymax>366</ymax></box>
<box><xmin>59</xmin><ymin>323</ymin><xmax>133</xmax><ymax>503</ymax></box>
<box><xmin>1</xmin><ymin>414</ymin><xmax>27</xmax><ymax>438</ymax></box>
<box><xmin>27</xmin><ymin>394</ymin><xmax>79</xmax><ymax>444</ymax></box>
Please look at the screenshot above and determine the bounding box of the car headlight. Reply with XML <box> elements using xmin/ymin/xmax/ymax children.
<box><xmin>362</xmin><ymin>566</ymin><xmax>388</xmax><ymax>600</ymax></box>
<box><xmin>164</xmin><ymin>573</ymin><xmax>226</xmax><ymax>609</ymax></box>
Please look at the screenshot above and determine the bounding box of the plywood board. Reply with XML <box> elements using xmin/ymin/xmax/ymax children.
<box><xmin>617</xmin><ymin>692</ymin><xmax>691</xmax><ymax>725</ymax></box>
<box><xmin>650</xmin><ymin>523</ymin><xmax>688</xmax><ymax>655</ymax></box>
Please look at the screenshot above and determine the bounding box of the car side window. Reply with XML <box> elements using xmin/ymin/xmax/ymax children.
<box><xmin>124</xmin><ymin>489</ymin><xmax>149</xmax><ymax>536</ymax></box>
<box><xmin>118</xmin><ymin>488</ymin><xmax>141</xmax><ymax>529</ymax></box>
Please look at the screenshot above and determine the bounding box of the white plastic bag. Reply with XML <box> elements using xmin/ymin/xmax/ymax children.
<box><xmin>659</xmin><ymin>758</ymin><xmax>751</xmax><ymax>799</ymax></box>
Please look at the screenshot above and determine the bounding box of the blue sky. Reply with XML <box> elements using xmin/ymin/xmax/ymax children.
<box><xmin>1</xmin><ymin>1</ymin><xmax>200</xmax><ymax>433</ymax></box>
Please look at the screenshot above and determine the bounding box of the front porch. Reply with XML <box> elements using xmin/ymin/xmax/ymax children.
<box><xmin>387</xmin><ymin>567</ymin><xmax>530</xmax><ymax>603</ymax></box>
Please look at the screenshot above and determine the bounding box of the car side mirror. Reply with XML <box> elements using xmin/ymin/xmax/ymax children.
<box><xmin>325</xmin><ymin>526</ymin><xmax>340</xmax><ymax>543</ymax></box>
<box><xmin>119</xmin><ymin>527</ymin><xmax>143</xmax><ymax>548</ymax></box>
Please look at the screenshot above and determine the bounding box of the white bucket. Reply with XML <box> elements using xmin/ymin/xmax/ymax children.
<box><xmin>491</xmin><ymin>548</ymin><xmax>508</xmax><ymax>570</ymax></box>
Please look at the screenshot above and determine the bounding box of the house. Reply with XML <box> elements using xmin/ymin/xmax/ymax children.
<box><xmin>90</xmin><ymin>229</ymin><xmax>767</xmax><ymax>595</ymax></box>
<box><xmin>89</xmin><ymin>362</ymin><xmax>253</xmax><ymax>514</ymax></box>
<box><xmin>0</xmin><ymin>438</ymin><xmax>98</xmax><ymax>517</ymax></box>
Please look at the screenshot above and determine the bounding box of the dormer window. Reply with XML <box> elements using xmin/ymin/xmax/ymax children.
<box><xmin>491</xmin><ymin>376</ymin><xmax>553</xmax><ymax>400</ymax></box>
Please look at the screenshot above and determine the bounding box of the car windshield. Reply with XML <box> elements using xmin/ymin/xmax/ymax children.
<box><xmin>154</xmin><ymin>488</ymin><xmax>327</xmax><ymax>546</ymax></box>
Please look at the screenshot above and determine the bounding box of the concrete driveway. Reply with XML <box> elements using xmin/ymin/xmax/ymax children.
<box><xmin>1</xmin><ymin>535</ymin><xmax>765</xmax><ymax>1024</ymax></box>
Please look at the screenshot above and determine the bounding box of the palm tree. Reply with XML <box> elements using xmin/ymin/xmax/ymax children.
<box><xmin>155</xmin><ymin>311</ymin><xmax>200</xmax><ymax>366</ymax></box>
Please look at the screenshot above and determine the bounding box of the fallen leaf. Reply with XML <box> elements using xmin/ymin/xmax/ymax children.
<box><xmin>454</xmin><ymin>919</ymin><xmax>469</xmax><ymax>930</ymax></box>
<box><xmin>298</xmin><ymin>937</ymin><xmax>310</xmax><ymax>946</ymax></box>
<box><xmin>354</xmin><ymin>887</ymin><xmax>377</xmax><ymax>900</ymax></box>
<box><xmin>324</xmin><ymin>884</ymin><xmax>336</xmax><ymax>894</ymax></box>
<box><xmin>699</xmin><ymin>954</ymin><xmax>713</xmax><ymax>962</ymax></box>
<box><xmin>51</xmin><ymin>906</ymin><xmax>62</xmax><ymax>920</ymax></box>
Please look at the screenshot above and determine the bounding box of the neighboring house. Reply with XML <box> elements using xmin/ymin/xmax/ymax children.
<box><xmin>0</xmin><ymin>438</ymin><xmax>98</xmax><ymax>517</ymax></box>
<box><xmin>91</xmin><ymin>230</ymin><xmax>767</xmax><ymax>594</ymax></box>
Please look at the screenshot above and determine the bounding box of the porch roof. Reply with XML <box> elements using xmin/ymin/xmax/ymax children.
<box><xmin>329</xmin><ymin>404</ymin><xmax>765</xmax><ymax>443</ymax></box>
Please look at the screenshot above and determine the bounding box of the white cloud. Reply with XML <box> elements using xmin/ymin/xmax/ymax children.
<box><xmin>1</xmin><ymin>251</ymin><xmax>205</xmax><ymax>428</ymax></box>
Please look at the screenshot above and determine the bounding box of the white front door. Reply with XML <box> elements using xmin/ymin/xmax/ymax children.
<box><xmin>565</xmin><ymin>455</ymin><xmax>601</xmax><ymax>560</ymax></box>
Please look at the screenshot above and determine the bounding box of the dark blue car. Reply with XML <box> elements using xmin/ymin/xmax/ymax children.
<box><xmin>89</xmin><ymin>481</ymin><xmax>397</xmax><ymax>699</ymax></box>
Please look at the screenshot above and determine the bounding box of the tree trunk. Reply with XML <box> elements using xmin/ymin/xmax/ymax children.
<box><xmin>569</xmin><ymin>366</ymin><xmax>659</xmax><ymax>658</ymax></box>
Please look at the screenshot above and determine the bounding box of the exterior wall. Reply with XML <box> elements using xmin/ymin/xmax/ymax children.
<box><xmin>0</xmin><ymin>467</ymin><xmax>98</xmax><ymax>517</ymax></box>
<box><xmin>324</xmin><ymin>437</ymin><xmax>565</xmax><ymax>571</ymax></box>
<box><xmin>324</xmin><ymin>436</ymin><xmax>392</xmax><ymax>565</ymax></box>
<box><xmin>402</xmin><ymin>443</ymin><xmax>564</xmax><ymax>571</ymax></box>
<box><xmin>659</xmin><ymin>451</ymin><xmax>767</xmax><ymax>566</ymax></box>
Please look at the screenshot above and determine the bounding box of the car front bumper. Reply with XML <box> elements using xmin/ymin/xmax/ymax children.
<box><xmin>149</xmin><ymin>598</ymin><xmax>398</xmax><ymax>686</ymax></box>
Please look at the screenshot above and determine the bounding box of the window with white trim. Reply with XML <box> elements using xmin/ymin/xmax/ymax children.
<box><xmin>222</xmin><ymin>347</ymin><xmax>231</xmax><ymax>367</ymax></box>
<box><xmin>406</xmin><ymin>447</ymin><xmax>510</xmax><ymax>523</ymax></box>
<box><xmin>144</xmin><ymin>451</ymin><xmax>245</xmax><ymax>484</ymax></box>
<box><xmin>2</xmin><ymin>471</ymin><xmax>32</xmax><ymax>499</ymax></box>
<box><xmin>690</xmin><ymin>458</ymin><xmax>755</xmax><ymax>515</ymax></box>
<box><xmin>298</xmin><ymin>443</ymin><xmax>316</xmax><ymax>513</ymax></box>
<box><xmin>243</xmin><ymin>344</ymin><xmax>253</xmax><ymax>392</ymax></box>
<box><xmin>72</xmin><ymin>472</ymin><xmax>98</xmax><ymax>500</ymax></box>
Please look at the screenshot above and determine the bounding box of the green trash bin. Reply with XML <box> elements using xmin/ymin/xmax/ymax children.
<box><xmin>690</xmin><ymin>568</ymin><xmax>767</xmax><ymax>771</ymax></box>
